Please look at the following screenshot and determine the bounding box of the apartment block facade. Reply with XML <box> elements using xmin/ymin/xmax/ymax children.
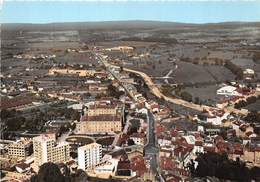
<box><xmin>7</xmin><ymin>138</ymin><xmax>33</xmax><ymax>159</ymax></box>
<box><xmin>77</xmin><ymin>114</ymin><xmax>122</xmax><ymax>133</ymax></box>
<box><xmin>33</xmin><ymin>134</ymin><xmax>70</xmax><ymax>167</ymax></box>
<box><xmin>78</xmin><ymin>143</ymin><xmax>102</xmax><ymax>170</ymax></box>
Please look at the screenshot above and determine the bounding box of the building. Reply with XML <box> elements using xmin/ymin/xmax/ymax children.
<box><xmin>78</xmin><ymin>143</ymin><xmax>102</xmax><ymax>170</ymax></box>
<box><xmin>94</xmin><ymin>158</ymin><xmax>119</xmax><ymax>178</ymax></box>
<box><xmin>33</xmin><ymin>134</ymin><xmax>70</xmax><ymax>167</ymax></box>
<box><xmin>87</xmin><ymin>103</ymin><xmax>118</xmax><ymax>116</ymax></box>
<box><xmin>77</xmin><ymin>114</ymin><xmax>122</xmax><ymax>134</ymax></box>
<box><xmin>130</xmin><ymin>133</ymin><xmax>146</xmax><ymax>145</ymax></box>
<box><xmin>243</xmin><ymin>69</ymin><xmax>255</xmax><ymax>76</ymax></box>
<box><xmin>105</xmin><ymin>46</ymin><xmax>134</xmax><ymax>52</ymax></box>
<box><xmin>216</xmin><ymin>85</ymin><xmax>241</xmax><ymax>97</ymax></box>
<box><xmin>7</xmin><ymin>138</ymin><xmax>33</xmax><ymax>159</ymax></box>
<box><xmin>48</xmin><ymin>68</ymin><xmax>96</xmax><ymax>77</ymax></box>
<box><xmin>77</xmin><ymin>100</ymin><xmax>124</xmax><ymax>134</ymax></box>
<box><xmin>207</xmin><ymin>112</ymin><xmax>230</xmax><ymax>125</ymax></box>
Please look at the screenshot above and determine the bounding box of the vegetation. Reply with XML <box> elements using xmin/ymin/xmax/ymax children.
<box><xmin>253</xmin><ymin>52</ymin><xmax>260</xmax><ymax>63</ymax></box>
<box><xmin>161</xmin><ymin>85</ymin><xmax>175</xmax><ymax>97</ymax></box>
<box><xmin>189</xmin><ymin>152</ymin><xmax>260</xmax><ymax>182</ymax></box>
<box><xmin>235</xmin><ymin>96</ymin><xmax>259</xmax><ymax>109</ymax></box>
<box><xmin>127</xmin><ymin>119</ymin><xmax>141</xmax><ymax>135</ymax></box>
<box><xmin>121</xmin><ymin>36</ymin><xmax>178</xmax><ymax>44</ymax></box>
<box><xmin>108</xmin><ymin>84</ymin><xmax>125</xmax><ymax>99</ymax></box>
<box><xmin>96</xmin><ymin>137</ymin><xmax>114</xmax><ymax>146</ymax></box>
<box><xmin>1</xmin><ymin>106</ymin><xmax>80</xmax><ymax>139</ymax></box>
<box><xmin>179</xmin><ymin>91</ymin><xmax>193</xmax><ymax>102</ymax></box>
<box><xmin>31</xmin><ymin>162</ymin><xmax>88</xmax><ymax>182</ymax></box>
<box><xmin>244</xmin><ymin>111</ymin><xmax>260</xmax><ymax>123</ymax></box>
<box><xmin>0</xmin><ymin>109</ymin><xmax>26</xmax><ymax>131</ymax></box>
<box><xmin>31</xmin><ymin>162</ymin><xmax>65</xmax><ymax>182</ymax></box>
<box><xmin>31</xmin><ymin>162</ymin><xmax>122</xmax><ymax>182</ymax></box>
<box><xmin>224</xmin><ymin>61</ymin><xmax>243</xmax><ymax>80</ymax></box>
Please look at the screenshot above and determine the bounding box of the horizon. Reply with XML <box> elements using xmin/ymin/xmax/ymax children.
<box><xmin>2</xmin><ymin>1</ymin><xmax>260</xmax><ymax>24</ymax></box>
<box><xmin>3</xmin><ymin>19</ymin><xmax>260</xmax><ymax>25</ymax></box>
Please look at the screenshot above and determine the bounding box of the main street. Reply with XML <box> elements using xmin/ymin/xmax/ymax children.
<box><xmin>94</xmin><ymin>53</ymin><xmax>137</xmax><ymax>101</ymax></box>
<box><xmin>95</xmin><ymin>52</ymin><xmax>162</xmax><ymax>179</ymax></box>
<box><xmin>144</xmin><ymin>110</ymin><xmax>162</xmax><ymax>181</ymax></box>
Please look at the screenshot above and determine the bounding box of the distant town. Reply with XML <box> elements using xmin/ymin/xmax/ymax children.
<box><xmin>1</xmin><ymin>21</ymin><xmax>260</xmax><ymax>182</ymax></box>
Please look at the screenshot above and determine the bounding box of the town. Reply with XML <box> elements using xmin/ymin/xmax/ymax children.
<box><xmin>1</xmin><ymin>21</ymin><xmax>260</xmax><ymax>182</ymax></box>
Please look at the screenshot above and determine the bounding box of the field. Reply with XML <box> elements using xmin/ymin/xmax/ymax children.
<box><xmin>2</xmin><ymin>21</ymin><xmax>260</xmax><ymax>107</ymax></box>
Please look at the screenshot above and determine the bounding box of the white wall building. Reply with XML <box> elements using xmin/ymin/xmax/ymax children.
<box><xmin>94</xmin><ymin>158</ymin><xmax>119</xmax><ymax>177</ymax></box>
<box><xmin>78</xmin><ymin>143</ymin><xmax>102</xmax><ymax>171</ymax></box>
<box><xmin>207</xmin><ymin>112</ymin><xmax>230</xmax><ymax>125</ymax></box>
<box><xmin>158</xmin><ymin>137</ymin><xmax>171</xmax><ymax>146</ymax></box>
<box><xmin>216</xmin><ymin>85</ymin><xmax>241</xmax><ymax>97</ymax></box>
<box><xmin>33</xmin><ymin>134</ymin><xmax>70</xmax><ymax>168</ymax></box>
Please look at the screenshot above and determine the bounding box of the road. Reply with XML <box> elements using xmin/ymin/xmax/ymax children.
<box><xmin>144</xmin><ymin>110</ymin><xmax>160</xmax><ymax>179</ymax></box>
<box><xmin>95</xmin><ymin>53</ymin><xmax>136</xmax><ymax>101</ymax></box>
<box><xmin>105</xmin><ymin>63</ymin><xmax>248</xmax><ymax>116</ymax></box>
<box><xmin>94</xmin><ymin>52</ymin><xmax>204</xmax><ymax>112</ymax></box>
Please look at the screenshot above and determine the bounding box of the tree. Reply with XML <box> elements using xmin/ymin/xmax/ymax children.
<box><xmin>34</xmin><ymin>162</ymin><xmax>65</xmax><ymax>182</ymax></box>
<box><xmin>224</xmin><ymin>61</ymin><xmax>243</xmax><ymax>80</ymax></box>
<box><xmin>180</xmin><ymin>91</ymin><xmax>193</xmax><ymax>102</ymax></box>
<box><xmin>191</xmin><ymin>152</ymin><xmax>260</xmax><ymax>182</ymax></box>
<box><xmin>244</xmin><ymin>111</ymin><xmax>260</xmax><ymax>123</ymax></box>
<box><xmin>108</xmin><ymin>84</ymin><xmax>124</xmax><ymax>99</ymax></box>
<box><xmin>0</xmin><ymin>109</ymin><xmax>17</xmax><ymax>119</ymax></box>
<box><xmin>71</xmin><ymin>169</ymin><xmax>88</xmax><ymax>182</ymax></box>
<box><xmin>194</xmin><ymin>97</ymin><xmax>200</xmax><ymax>104</ymax></box>
<box><xmin>58</xmin><ymin>163</ymin><xmax>71</xmax><ymax>182</ymax></box>
<box><xmin>127</xmin><ymin>139</ymin><xmax>135</xmax><ymax>146</ymax></box>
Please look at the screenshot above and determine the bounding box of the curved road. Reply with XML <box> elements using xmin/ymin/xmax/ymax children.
<box><xmin>108</xmin><ymin>64</ymin><xmax>210</xmax><ymax>111</ymax></box>
<box><xmin>123</xmin><ymin>66</ymin><xmax>250</xmax><ymax>115</ymax></box>
<box><xmin>96</xmin><ymin>52</ymin><xmax>248</xmax><ymax>115</ymax></box>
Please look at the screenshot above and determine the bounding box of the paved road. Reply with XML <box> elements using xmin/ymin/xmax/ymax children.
<box><xmin>94</xmin><ymin>53</ymin><xmax>136</xmax><ymax>101</ymax></box>
<box><xmin>144</xmin><ymin>110</ymin><xmax>160</xmax><ymax>175</ymax></box>
<box><xmin>107</xmin><ymin>64</ymin><xmax>249</xmax><ymax>116</ymax></box>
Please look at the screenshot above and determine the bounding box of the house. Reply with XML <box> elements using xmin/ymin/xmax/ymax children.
<box><xmin>116</xmin><ymin>159</ymin><xmax>132</xmax><ymax>176</ymax></box>
<box><xmin>160</xmin><ymin>157</ymin><xmax>176</xmax><ymax>171</ymax></box>
<box><xmin>183</xmin><ymin>135</ymin><xmax>196</xmax><ymax>145</ymax></box>
<box><xmin>130</xmin><ymin>155</ymin><xmax>147</xmax><ymax>177</ymax></box>
<box><xmin>130</xmin><ymin>133</ymin><xmax>145</xmax><ymax>145</ymax></box>
<box><xmin>94</xmin><ymin>158</ymin><xmax>119</xmax><ymax>178</ymax></box>
<box><xmin>158</xmin><ymin>135</ymin><xmax>172</xmax><ymax>146</ymax></box>
<box><xmin>15</xmin><ymin>162</ymin><xmax>31</xmax><ymax>173</ymax></box>
<box><xmin>193</xmin><ymin>141</ymin><xmax>204</xmax><ymax>154</ymax></box>
<box><xmin>243</xmin><ymin>69</ymin><xmax>255</xmax><ymax>76</ymax></box>
<box><xmin>217</xmin><ymin>85</ymin><xmax>241</xmax><ymax>97</ymax></box>
<box><xmin>207</xmin><ymin>112</ymin><xmax>230</xmax><ymax>125</ymax></box>
<box><xmin>160</xmin><ymin>147</ymin><xmax>173</xmax><ymax>158</ymax></box>
<box><xmin>145</xmin><ymin>101</ymin><xmax>160</xmax><ymax>113</ymax></box>
<box><xmin>173</xmin><ymin>146</ymin><xmax>193</xmax><ymax>168</ymax></box>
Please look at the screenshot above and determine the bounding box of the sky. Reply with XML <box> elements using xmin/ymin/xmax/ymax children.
<box><xmin>1</xmin><ymin>0</ymin><xmax>260</xmax><ymax>24</ymax></box>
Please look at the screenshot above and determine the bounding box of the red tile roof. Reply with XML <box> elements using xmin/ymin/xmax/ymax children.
<box><xmin>160</xmin><ymin>157</ymin><xmax>176</xmax><ymax>170</ymax></box>
<box><xmin>130</xmin><ymin>155</ymin><xmax>147</xmax><ymax>176</ymax></box>
<box><xmin>80</xmin><ymin>114</ymin><xmax>121</xmax><ymax>122</ymax></box>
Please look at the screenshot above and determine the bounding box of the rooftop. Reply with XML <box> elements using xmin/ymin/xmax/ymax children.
<box><xmin>80</xmin><ymin>114</ymin><xmax>121</xmax><ymax>122</ymax></box>
<box><xmin>78</xmin><ymin>143</ymin><xmax>101</xmax><ymax>151</ymax></box>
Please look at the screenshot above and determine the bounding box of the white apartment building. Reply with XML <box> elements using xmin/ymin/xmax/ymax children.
<box><xmin>33</xmin><ymin>134</ymin><xmax>70</xmax><ymax>167</ymax></box>
<box><xmin>7</xmin><ymin>138</ymin><xmax>33</xmax><ymax>159</ymax></box>
<box><xmin>78</xmin><ymin>143</ymin><xmax>102</xmax><ymax>171</ymax></box>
